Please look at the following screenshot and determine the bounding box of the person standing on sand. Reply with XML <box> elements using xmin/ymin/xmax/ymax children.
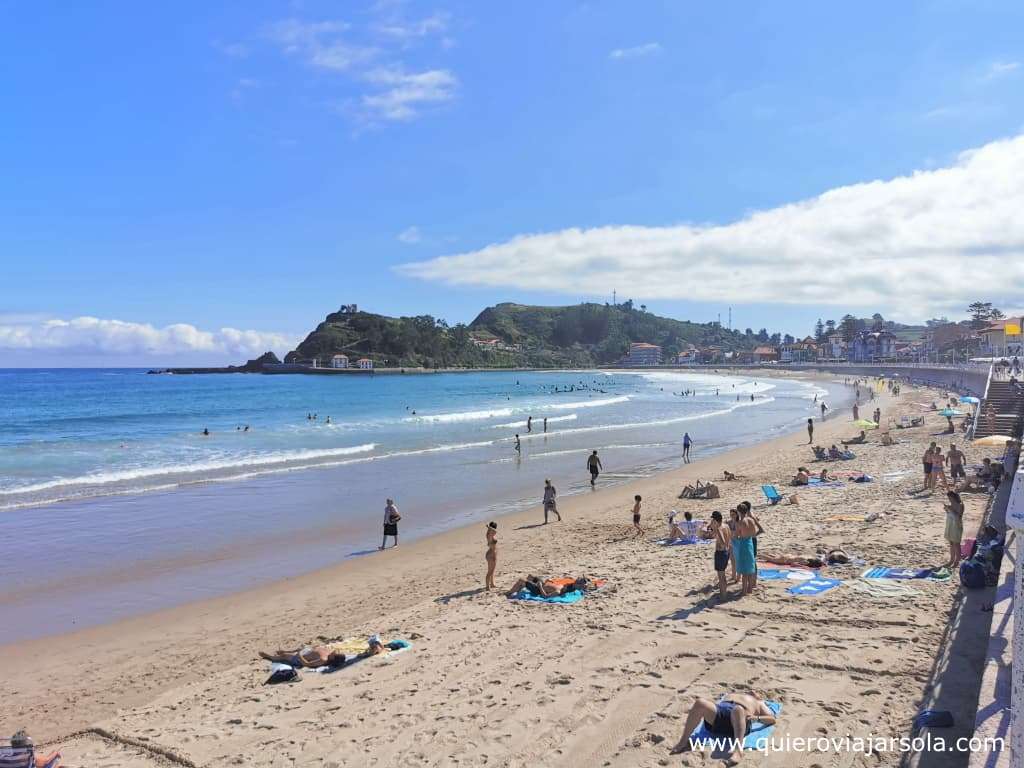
<box><xmin>853</xmin><ymin>403</ymin><xmax>859</xmax><ymax>421</ymax></box>
<box><xmin>703</xmin><ymin>510</ymin><xmax>732</xmax><ymax>599</ymax></box>
<box><xmin>485</xmin><ymin>522</ymin><xmax>498</xmax><ymax>590</ymax></box>
<box><xmin>381</xmin><ymin>498</ymin><xmax>400</xmax><ymax>550</ymax></box>
<box><xmin>923</xmin><ymin>443</ymin><xmax>936</xmax><ymax>488</ymax></box>
<box><xmin>587</xmin><ymin>450</ymin><xmax>602</xmax><ymax>486</ymax></box>
<box><xmin>727</xmin><ymin>508</ymin><xmax>740</xmax><ymax>584</ymax></box>
<box><xmin>543</xmin><ymin>417</ymin><xmax>548</xmax><ymax>433</ymax></box>
<box><xmin>732</xmin><ymin>509</ymin><xmax>757</xmax><ymax>596</ymax></box>
<box><xmin>944</xmin><ymin>491</ymin><xmax>964</xmax><ymax>570</ymax></box>
<box><xmin>629</xmin><ymin>495</ymin><xmax>644</xmax><ymax>536</ymax></box>
<box><xmin>820</xmin><ymin>402</ymin><xmax>828</xmax><ymax>420</ymax></box>
<box><xmin>940</xmin><ymin>441</ymin><xmax>961</xmax><ymax>481</ymax></box>
<box><xmin>514</xmin><ymin>434</ymin><xmax>521</xmax><ymax>454</ymax></box>
<box><xmin>930</xmin><ymin>446</ymin><xmax>949</xmax><ymax>491</ymax></box>
<box><xmin>807</xmin><ymin>418</ymin><xmax>814</xmax><ymax>444</ymax></box>
<box><xmin>738</xmin><ymin>501</ymin><xmax>763</xmax><ymax>587</ymax></box>
<box><xmin>527</xmin><ymin>416</ymin><xmax>532</xmax><ymax>433</ymax></box>
<box><xmin>682</xmin><ymin>432</ymin><xmax>693</xmax><ymax>463</ymax></box>
<box><xmin>542</xmin><ymin>479</ymin><xmax>562</xmax><ymax>523</ymax></box>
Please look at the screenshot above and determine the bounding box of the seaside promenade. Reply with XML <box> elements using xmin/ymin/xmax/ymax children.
<box><xmin>1</xmin><ymin>372</ymin><xmax>1015</xmax><ymax>767</ymax></box>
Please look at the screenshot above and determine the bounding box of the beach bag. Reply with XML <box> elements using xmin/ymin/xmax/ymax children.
<box><xmin>263</xmin><ymin>666</ymin><xmax>302</xmax><ymax>685</ymax></box>
<box><xmin>959</xmin><ymin>560</ymin><xmax>985</xmax><ymax>590</ymax></box>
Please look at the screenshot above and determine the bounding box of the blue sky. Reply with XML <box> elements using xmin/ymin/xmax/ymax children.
<box><xmin>2</xmin><ymin>1</ymin><xmax>1024</xmax><ymax>364</ymax></box>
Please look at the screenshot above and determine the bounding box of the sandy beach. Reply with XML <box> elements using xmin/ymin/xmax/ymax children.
<box><xmin>1</xmin><ymin>372</ymin><xmax>1004</xmax><ymax>767</ymax></box>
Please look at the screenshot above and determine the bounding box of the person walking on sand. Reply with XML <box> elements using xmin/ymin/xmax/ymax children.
<box><xmin>682</xmin><ymin>432</ymin><xmax>693</xmax><ymax>463</ymax></box>
<box><xmin>542</xmin><ymin>479</ymin><xmax>562</xmax><ymax>523</ymax></box>
<box><xmin>514</xmin><ymin>434</ymin><xmax>521</xmax><ymax>454</ymax></box>
<box><xmin>587</xmin><ymin>450</ymin><xmax>603</xmax><ymax>486</ymax></box>
<box><xmin>485</xmin><ymin>522</ymin><xmax>498</xmax><ymax>590</ymax></box>
<box><xmin>947</xmin><ymin>443</ymin><xmax>966</xmax><ymax>483</ymax></box>
<box><xmin>543</xmin><ymin>417</ymin><xmax>548</xmax><ymax>433</ymax></box>
<box><xmin>527</xmin><ymin>416</ymin><xmax>532</xmax><ymax>433</ymax></box>
<box><xmin>944</xmin><ymin>491</ymin><xmax>964</xmax><ymax>570</ymax></box>
<box><xmin>853</xmin><ymin>403</ymin><xmax>859</xmax><ymax>421</ymax></box>
<box><xmin>820</xmin><ymin>401</ymin><xmax>828</xmax><ymax>420</ymax></box>
<box><xmin>703</xmin><ymin>510</ymin><xmax>732</xmax><ymax>600</ymax></box>
<box><xmin>807</xmin><ymin>418</ymin><xmax>814</xmax><ymax>444</ymax></box>
<box><xmin>629</xmin><ymin>495</ymin><xmax>644</xmax><ymax>536</ymax></box>
<box><xmin>381</xmin><ymin>498</ymin><xmax>401</xmax><ymax>550</ymax></box>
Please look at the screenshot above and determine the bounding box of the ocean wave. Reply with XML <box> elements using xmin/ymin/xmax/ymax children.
<box><xmin>492</xmin><ymin>414</ymin><xmax>578</xmax><ymax>429</ymax></box>
<box><xmin>544</xmin><ymin>395</ymin><xmax>629</xmax><ymax>410</ymax></box>
<box><xmin>405</xmin><ymin>407</ymin><xmax>515</xmax><ymax>423</ymax></box>
<box><xmin>0</xmin><ymin>443</ymin><xmax>378</xmax><ymax>497</ymax></box>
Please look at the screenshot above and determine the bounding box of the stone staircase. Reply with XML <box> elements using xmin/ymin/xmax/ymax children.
<box><xmin>975</xmin><ymin>380</ymin><xmax>1024</xmax><ymax>439</ymax></box>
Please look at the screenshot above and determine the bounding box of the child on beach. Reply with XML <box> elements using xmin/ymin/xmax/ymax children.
<box><xmin>944</xmin><ymin>491</ymin><xmax>964</xmax><ymax>570</ymax></box>
<box><xmin>704</xmin><ymin>510</ymin><xmax>732</xmax><ymax>599</ymax></box>
<box><xmin>485</xmin><ymin>522</ymin><xmax>498</xmax><ymax>590</ymax></box>
<box><xmin>630</xmin><ymin>495</ymin><xmax>644</xmax><ymax>536</ymax></box>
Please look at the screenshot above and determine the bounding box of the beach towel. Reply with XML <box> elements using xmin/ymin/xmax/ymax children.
<box><xmin>826</xmin><ymin>515</ymin><xmax>866</xmax><ymax>522</ymax></box>
<box><xmin>787</xmin><ymin>577</ymin><xmax>841</xmax><ymax>596</ymax></box>
<box><xmin>657</xmin><ymin>537</ymin><xmax>710</xmax><ymax>546</ymax></box>
<box><xmin>757</xmin><ymin>568</ymin><xmax>814</xmax><ymax>581</ymax></box>
<box><xmin>510</xmin><ymin>589</ymin><xmax>586</xmax><ymax>604</ymax></box>
<box><xmin>689</xmin><ymin>700</ymin><xmax>781</xmax><ymax>751</ymax></box>
<box><xmin>807</xmin><ymin>477</ymin><xmax>845</xmax><ymax>488</ymax></box>
<box><xmin>846</xmin><ymin>578</ymin><xmax>917</xmax><ymax>598</ymax></box>
<box><xmin>861</xmin><ymin>567</ymin><xmax>944</xmax><ymax>580</ymax></box>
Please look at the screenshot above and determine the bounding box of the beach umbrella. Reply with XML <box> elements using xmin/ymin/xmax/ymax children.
<box><xmin>973</xmin><ymin>435</ymin><xmax>1013</xmax><ymax>447</ymax></box>
<box><xmin>853</xmin><ymin>419</ymin><xmax>879</xmax><ymax>429</ymax></box>
<box><xmin>959</xmin><ymin>396</ymin><xmax>980</xmax><ymax>404</ymax></box>
<box><xmin>938</xmin><ymin>408</ymin><xmax>964</xmax><ymax>417</ymax></box>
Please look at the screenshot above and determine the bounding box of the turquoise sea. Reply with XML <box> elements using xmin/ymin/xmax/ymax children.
<box><xmin>0</xmin><ymin>368</ymin><xmax>848</xmax><ymax>642</ymax></box>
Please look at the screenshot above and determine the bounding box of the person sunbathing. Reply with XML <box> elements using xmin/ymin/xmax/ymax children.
<box><xmin>842</xmin><ymin>430</ymin><xmax>867</xmax><ymax>445</ymax></box>
<box><xmin>507</xmin><ymin>575</ymin><xmax>597</xmax><ymax>598</ymax></box>
<box><xmin>670</xmin><ymin>693</ymin><xmax>777</xmax><ymax>761</ymax></box>
<box><xmin>818</xmin><ymin>469</ymin><xmax>833</xmax><ymax>482</ymax></box>
<box><xmin>259</xmin><ymin>635</ymin><xmax>390</xmax><ymax>668</ymax></box>
<box><xmin>722</xmin><ymin>470</ymin><xmax>742</xmax><ymax>481</ymax></box>
<box><xmin>791</xmin><ymin>467</ymin><xmax>810</xmax><ymax>486</ymax></box>
<box><xmin>759</xmin><ymin>550</ymin><xmax>825</xmax><ymax>568</ymax></box>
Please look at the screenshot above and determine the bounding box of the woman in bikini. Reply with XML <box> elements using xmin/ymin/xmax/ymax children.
<box><xmin>485</xmin><ymin>521</ymin><xmax>498</xmax><ymax>590</ymax></box>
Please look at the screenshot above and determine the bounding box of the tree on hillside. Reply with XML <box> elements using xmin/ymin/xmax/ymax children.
<box><xmin>839</xmin><ymin>314</ymin><xmax>859</xmax><ymax>342</ymax></box>
<box><xmin>783</xmin><ymin>333</ymin><xmax>795</xmax><ymax>345</ymax></box>
<box><xmin>814</xmin><ymin>319</ymin><xmax>824</xmax><ymax>341</ymax></box>
<box><xmin>825</xmin><ymin>319</ymin><xmax>836</xmax><ymax>336</ymax></box>
<box><xmin>871</xmin><ymin>313</ymin><xmax>885</xmax><ymax>330</ymax></box>
<box><xmin>770</xmin><ymin>332</ymin><xmax>781</xmax><ymax>345</ymax></box>
<box><xmin>756</xmin><ymin>328</ymin><xmax>769</xmax><ymax>342</ymax></box>
<box><xmin>991</xmin><ymin>308</ymin><xmax>1005</xmax><ymax>320</ymax></box>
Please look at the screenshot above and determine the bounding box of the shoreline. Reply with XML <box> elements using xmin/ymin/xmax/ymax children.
<box><xmin>1</xmin><ymin>369</ymin><xmax>858</xmax><ymax>740</ymax></box>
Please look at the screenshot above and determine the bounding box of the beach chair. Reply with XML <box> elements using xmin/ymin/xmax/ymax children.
<box><xmin>761</xmin><ymin>484</ymin><xmax>783</xmax><ymax>505</ymax></box>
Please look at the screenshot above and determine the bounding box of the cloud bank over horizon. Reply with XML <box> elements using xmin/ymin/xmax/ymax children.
<box><xmin>0</xmin><ymin>316</ymin><xmax>298</xmax><ymax>365</ymax></box>
<box><xmin>398</xmin><ymin>133</ymin><xmax>1024</xmax><ymax>322</ymax></box>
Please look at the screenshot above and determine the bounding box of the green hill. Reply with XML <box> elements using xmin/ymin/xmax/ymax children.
<box><xmin>284</xmin><ymin>302</ymin><xmax>756</xmax><ymax>368</ymax></box>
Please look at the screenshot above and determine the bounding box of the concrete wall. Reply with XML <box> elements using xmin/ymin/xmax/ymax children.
<box><xmin>788</xmin><ymin>363</ymin><xmax>989</xmax><ymax>397</ymax></box>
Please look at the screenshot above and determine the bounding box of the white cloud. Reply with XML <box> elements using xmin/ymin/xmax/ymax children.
<box><xmin>397</xmin><ymin>225</ymin><xmax>422</xmax><ymax>244</ymax></box>
<box><xmin>397</xmin><ymin>133</ymin><xmax>1024</xmax><ymax>321</ymax></box>
<box><xmin>0</xmin><ymin>316</ymin><xmax>298</xmax><ymax>359</ymax></box>
<box><xmin>609</xmin><ymin>42</ymin><xmax>662</xmax><ymax>60</ymax></box>
<box><xmin>266</xmin><ymin>19</ymin><xmax>378</xmax><ymax>72</ymax></box>
<box><xmin>362</xmin><ymin>67</ymin><xmax>457</xmax><ymax>121</ymax></box>
<box><xmin>982</xmin><ymin>60</ymin><xmax>1020</xmax><ymax>80</ymax></box>
<box><xmin>376</xmin><ymin>12</ymin><xmax>449</xmax><ymax>41</ymax></box>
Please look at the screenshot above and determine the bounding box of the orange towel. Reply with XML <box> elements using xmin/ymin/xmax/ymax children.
<box><xmin>544</xmin><ymin>577</ymin><xmax>607</xmax><ymax>589</ymax></box>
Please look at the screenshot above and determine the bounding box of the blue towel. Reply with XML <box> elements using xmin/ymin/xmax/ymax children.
<box><xmin>690</xmin><ymin>700</ymin><xmax>782</xmax><ymax>750</ymax></box>
<box><xmin>657</xmin><ymin>537</ymin><xmax>709</xmax><ymax>546</ymax></box>
<box><xmin>756</xmin><ymin>568</ymin><xmax>791</xmax><ymax>580</ymax></box>
<box><xmin>807</xmin><ymin>477</ymin><xmax>845</xmax><ymax>488</ymax></box>
<box><xmin>787</xmin><ymin>577</ymin><xmax>841</xmax><ymax>595</ymax></box>
<box><xmin>862</xmin><ymin>567</ymin><xmax>932</xmax><ymax>580</ymax></box>
<box><xmin>509</xmin><ymin>589</ymin><xmax>585</xmax><ymax>604</ymax></box>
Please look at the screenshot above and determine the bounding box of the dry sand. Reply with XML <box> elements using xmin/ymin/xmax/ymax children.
<box><xmin>0</xmin><ymin>373</ymin><xmax>1003</xmax><ymax>767</ymax></box>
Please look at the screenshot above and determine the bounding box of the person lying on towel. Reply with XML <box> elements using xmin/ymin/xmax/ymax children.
<box><xmin>842</xmin><ymin>431</ymin><xmax>867</xmax><ymax>445</ymax></box>
<box><xmin>760</xmin><ymin>548</ymin><xmax>849</xmax><ymax>568</ymax></box>
<box><xmin>670</xmin><ymin>693</ymin><xmax>777</xmax><ymax>760</ymax></box>
<box><xmin>506</xmin><ymin>575</ymin><xmax>598</xmax><ymax>598</ymax></box>
<box><xmin>259</xmin><ymin>635</ymin><xmax>389</xmax><ymax>668</ymax></box>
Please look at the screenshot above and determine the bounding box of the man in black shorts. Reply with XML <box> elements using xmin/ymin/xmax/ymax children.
<box><xmin>704</xmin><ymin>510</ymin><xmax>732</xmax><ymax>599</ymax></box>
<box><xmin>587</xmin><ymin>450</ymin><xmax>602</xmax><ymax>486</ymax></box>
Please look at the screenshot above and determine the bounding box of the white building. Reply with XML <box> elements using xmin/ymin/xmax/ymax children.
<box><xmin>330</xmin><ymin>354</ymin><xmax>349</xmax><ymax>369</ymax></box>
<box><xmin>357</xmin><ymin>358</ymin><xmax>374</xmax><ymax>370</ymax></box>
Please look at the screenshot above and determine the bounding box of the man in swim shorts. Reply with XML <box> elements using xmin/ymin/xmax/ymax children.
<box><xmin>670</xmin><ymin>692</ymin><xmax>777</xmax><ymax>762</ymax></box>
<box><xmin>587</xmin><ymin>450</ymin><xmax>602</xmax><ymax>485</ymax></box>
<box><xmin>704</xmin><ymin>510</ymin><xmax>732</xmax><ymax>599</ymax></box>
